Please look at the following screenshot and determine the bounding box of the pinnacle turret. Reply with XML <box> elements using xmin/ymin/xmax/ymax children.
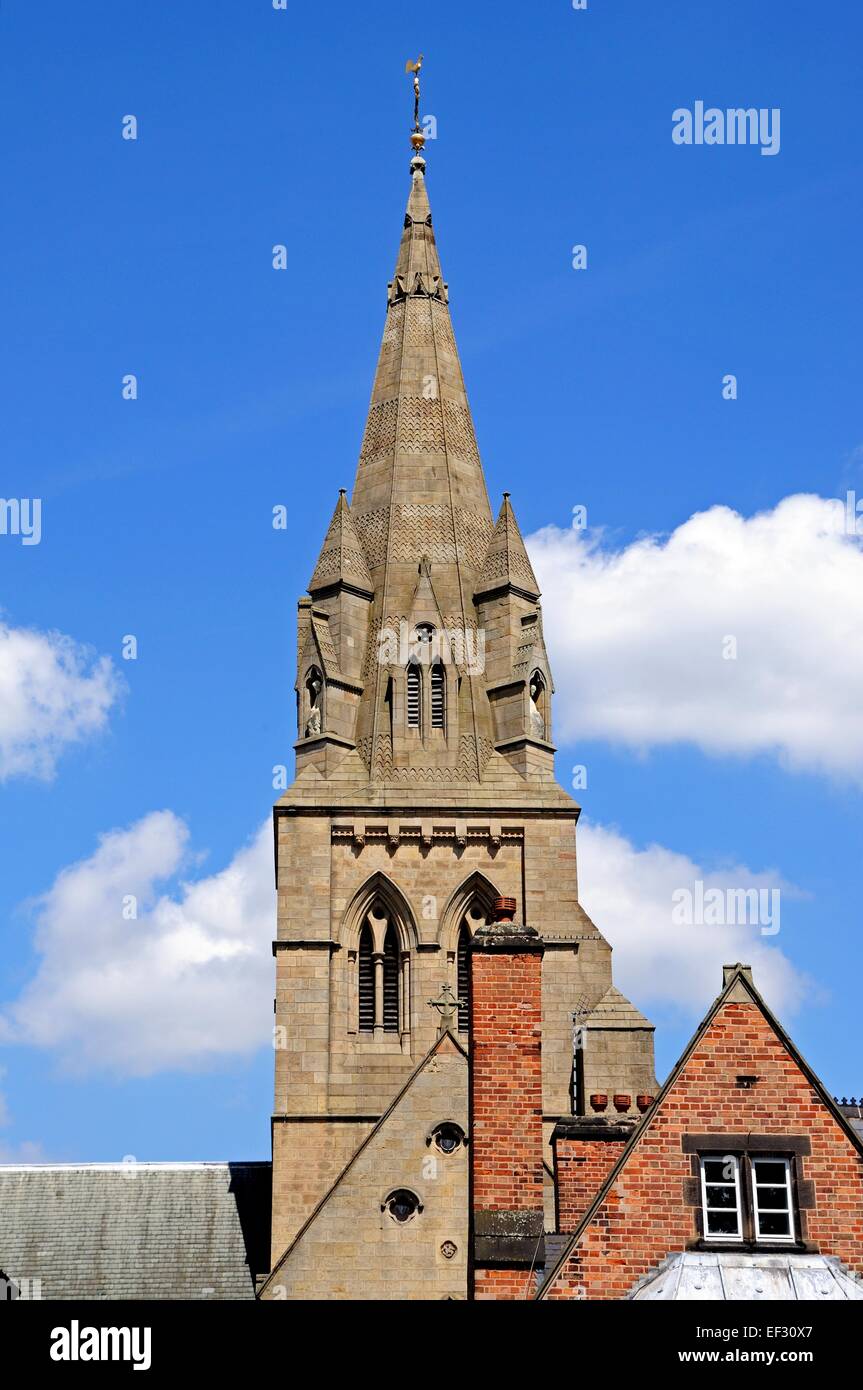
<box><xmin>475</xmin><ymin>494</ymin><xmax>541</xmax><ymax>601</ymax></box>
<box><xmin>308</xmin><ymin>490</ymin><xmax>374</xmax><ymax>596</ymax></box>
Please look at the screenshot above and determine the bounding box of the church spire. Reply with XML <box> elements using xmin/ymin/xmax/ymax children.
<box><xmin>296</xmin><ymin>64</ymin><xmax>555</xmax><ymax>787</ymax></box>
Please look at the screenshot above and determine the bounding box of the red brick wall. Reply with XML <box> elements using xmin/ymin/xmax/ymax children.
<box><xmin>471</xmin><ymin>950</ymin><xmax>544</xmax><ymax>1213</ymax></box>
<box><xmin>474</xmin><ymin>1268</ymin><xmax>535</xmax><ymax>1300</ymax></box>
<box><xmin>544</xmin><ymin>1000</ymin><xmax>863</xmax><ymax>1300</ymax></box>
<box><xmin>554</xmin><ymin>1136</ymin><xmax>626</xmax><ymax>1231</ymax></box>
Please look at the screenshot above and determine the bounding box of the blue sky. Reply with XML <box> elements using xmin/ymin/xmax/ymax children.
<box><xmin>0</xmin><ymin>0</ymin><xmax>861</xmax><ymax>1163</ymax></box>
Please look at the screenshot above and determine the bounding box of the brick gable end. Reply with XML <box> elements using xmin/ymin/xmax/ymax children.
<box><xmin>544</xmin><ymin>999</ymin><xmax>863</xmax><ymax>1300</ymax></box>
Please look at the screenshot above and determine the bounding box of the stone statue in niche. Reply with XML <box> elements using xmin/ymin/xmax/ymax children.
<box><xmin>305</xmin><ymin>670</ymin><xmax>323</xmax><ymax>737</ymax></box>
<box><xmin>529</xmin><ymin>672</ymin><xmax>545</xmax><ymax>739</ymax></box>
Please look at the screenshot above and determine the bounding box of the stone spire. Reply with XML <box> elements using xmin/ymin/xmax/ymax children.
<box><xmin>346</xmin><ymin>146</ymin><xmax>501</xmax><ymax>782</ymax></box>
<box><xmin>348</xmin><ymin>151</ymin><xmax>494</xmax><ymax>547</ymax></box>
<box><xmin>294</xmin><ymin>139</ymin><xmax>558</xmax><ymax>789</ymax></box>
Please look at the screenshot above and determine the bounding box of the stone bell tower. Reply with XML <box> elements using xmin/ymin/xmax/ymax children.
<box><xmin>269</xmin><ymin>112</ymin><xmax>656</xmax><ymax>1268</ymax></box>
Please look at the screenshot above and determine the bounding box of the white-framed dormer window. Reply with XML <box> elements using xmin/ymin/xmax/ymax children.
<box><xmin>699</xmin><ymin>1154</ymin><xmax>743</xmax><ymax>1242</ymax></box>
<box><xmin>752</xmin><ymin>1157</ymin><xmax>795</xmax><ymax>1243</ymax></box>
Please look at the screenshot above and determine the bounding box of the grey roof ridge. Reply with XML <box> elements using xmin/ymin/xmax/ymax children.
<box><xmin>535</xmin><ymin>964</ymin><xmax>863</xmax><ymax>1300</ymax></box>
<box><xmin>0</xmin><ymin>1159</ymin><xmax>270</xmax><ymax>1173</ymax></box>
<box><xmin>259</xmin><ymin>1027</ymin><xmax>468</xmax><ymax>1298</ymax></box>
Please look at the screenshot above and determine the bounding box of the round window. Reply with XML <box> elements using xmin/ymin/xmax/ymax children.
<box><xmin>431</xmin><ymin>1123</ymin><xmax>465</xmax><ymax>1155</ymax></box>
<box><xmin>383</xmin><ymin>1189</ymin><xmax>422</xmax><ymax>1223</ymax></box>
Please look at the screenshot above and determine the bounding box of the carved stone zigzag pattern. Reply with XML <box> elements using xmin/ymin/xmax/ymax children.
<box><xmin>311</xmin><ymin>618</ymin><xmax>339</xmax><ymax>667</ymax></box>
<box><xmin>398</xmin><ymin>397</ymin><xmax>446</xmax><ymax>454</ymax></box>
<box><xmin>481</xmin><ymin>542</ymin><xmax>538</xmax><ymax>584</ymax></box>
<box><xmin>360</xmin><ymin>400</ymin><xmax>399</xmax><ymax>461</ymax></box>
<box><xmin>390</xmin><ymin>502</ymin><xmax>456</xmax><ymax>563</ymax></box>
<box><xmin>405</xmin><ymin>298</ymin><xmax>434</xmax><ymax>347</ymax></box>
<box><xmin>354</xmin><ymin>509</ymin><xmax>390</xmax><ymax>567</ymax></box>
<box><xmin>360</xmin><ymin>620</ymin><xmax>383</xmax><ymax>681</ymax></box>
<box><xmin>430</xmin><ymin>300</ymin><xmax>456</xmax><ymax>355</ymax></box>
<box><xmin>381</xmin><ymin>301</ymin><xmax>404</xmax><ymax>350</ymax></box>
<box><xmin>311</xmin><ymin>544</ymin><xmax>372</xmax><ymax>585</ymax></box>
<box><xmin>360</xmin><ymin>396</ymin><xmax>482</xmax><ymax>466</ymax></box>
<box><xmin>356</xmin><ymin>735</ymin><xmax>374</xmax><ymax>770</ymax></box>
<box><xmin>442</xmin><ymin>399</ymin><xmax>482</xmax><ymax>467</ymax></box>
<box><xmin>369</xmin><ymin>733</ymin><xmax>485</xmax><ymax>783</ymax></box>
<box><xmin>354</xmin><ymin>510</ymin><xmax>490</xmax><ymax>581</ymax></box>
<box><xmin>455</xmin><ymin>511</ymin><xmax>494</xmax><ymax>572</ymax></box>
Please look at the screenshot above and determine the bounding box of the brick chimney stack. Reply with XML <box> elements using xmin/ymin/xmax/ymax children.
<box><xmin>469</xmin><ymin>896</ymin><xmax>545</xmax><ymax>1299</ymax></box>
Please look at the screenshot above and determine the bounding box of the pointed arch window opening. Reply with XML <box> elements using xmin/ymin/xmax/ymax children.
<box><xmin>304</xmin><ymin>666</ymin><xmax>323</xmax><ymax>738</ymax></box>
<box><xmin>354</xmin><ymin>904</ymin><xmax>411</xmax><ymax>1040</ymax></box>
<box><xmin>384</xmin><ymin>674</ymin><xmax>394</xmax><ymax>743</ymax></box>
<box><xmin>430</xmin><ymin>661</ymin><xmax>446</xmax><ymax>730</ymax></box>
<box><xmin>358</xmin><ymin>924</ymin><xmax>375</xmax><ymax>1034</ymax></box>
<box><xmin>382</xmin><ymin>924</ymin><xmax>400</xmax><ymax>1033</ymax></box>
<box><xmin>528</xmin><ymin>669</ymin><xmax>548</xmax><ymax>741</ymax></box>
<box><xmin>406</xmin><ymin>662</ymin><xmax>421</xmax><ymax>729</ymax></box>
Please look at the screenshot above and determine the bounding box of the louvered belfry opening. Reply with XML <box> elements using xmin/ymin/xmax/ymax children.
<box><xmin>431</xmin><ymin>662</ymin><xmax>445</xmax><ymax>729</ymax></box>
<box><xmin>382</xmin><ymin>925</ymin><xmax>400</xmax><ymax>1032</ymax></box>
<box><xmin>457</xmin><ymin>923</ymin><xmax>471</xmax><ymax>1033</ymax></box>
<box><xmin>358</xmin><ymin>924</ymin><xmax>374</xmax><ymax>1033</ymax></box>
<box><xmin>406</xmin><ymin>663</ymin><xmax>421</xmax><ymax>728</ymax></box>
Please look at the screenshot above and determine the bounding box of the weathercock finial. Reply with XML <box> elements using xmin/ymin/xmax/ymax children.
<box><xmin>405</xmin><ymin>54</ymin><xmax>426</xmax><ymax>159</ymax></box>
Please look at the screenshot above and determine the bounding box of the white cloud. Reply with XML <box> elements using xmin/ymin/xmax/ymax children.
<box><xmin>577</xmin><ymin>821</ymin><xmax>811</xmax><ymax>1022</ymax></box>
<box><xmin>0</xmin><ymin>813</ymin><xmax>275</xmax><ymax>1077</ymax></box>
<box><xmin>528</xmin><ymin>494</ymin><xmax>863</xmax><ymax>780</ymax></box>
<box><xmin>0</xmin><ymin>620</ymin><xmax>122</xmax><ymax>781</ymax></box>
<box><xmin>0</xmin><ymin>809</ymin><xmax>812</xmax><ymax>1077</ymax></box>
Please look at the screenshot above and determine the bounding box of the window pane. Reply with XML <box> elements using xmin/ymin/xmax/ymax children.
<box><xmin>701</xmin><ymin>1155</ymin><xmax>740</xmax><ymax>1239</ymax></box>
<box><xmin>754</xmin><ymin>1160</ymin><xmax>787</xmax><ymax>1186</ymax></box>
<box><xmin>756</xmin><ymin>1185</ymin><xmax>789</xmax><ymax>1211</ymax></box>
<box><xmin>705</xmin><ymin>1184</ymin><xmax>738</xmax><ymax>1209</ymax></box>
<box><xmin>706</xmin><ymin>1209</ymin><xmax>739</xmax><ymax>1236</ymax></box>
<box><xmin>758</xmin><ymin>1210</ymin><xmax>792</xmax><ymax>1237</ymax></box>
<box><xmin>703</xmin><ymin>1159</ymin><xmax>734</xmax><ymax>1184</ymax></box>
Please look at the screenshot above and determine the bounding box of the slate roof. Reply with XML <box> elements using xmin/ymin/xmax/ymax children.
<box><xmin>0</xmin><ymin>1161</ymin><xmax>271</xmax><ymax>1301</ymax></box>
<box><xmin>584</xmin><ymin>985</ymin><xmax>654</xmax><ymax>1030</ymax></box>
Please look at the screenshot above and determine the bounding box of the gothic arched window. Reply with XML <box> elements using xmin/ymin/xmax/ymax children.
<box><xmin>358</xmin><ymin>924</ymin><xmax>374</xmax><ymax>1033</ymax></box>
<box><xmin>430</xmin><ymin>661</ymin><xmax>445</xmax><ymax>729</ymax></box>
<box><xmin>382</xmin><ymin>924</ymin><xmax>400</xmax><ymax>1033</ymax></box>
<box><xmin>349</xmin><ymin>882</ymin><xmax>413</xmax><ymax>1042</ymax></box>
<box><xmin>406</xmin><ymin>662</ymin><xmax>421</xmax><ymax>728</ymax></box>
<box><xmin>457</xmin><ymin>923</ymin><xmax>471</xmax><ymax>1033</ymax></box>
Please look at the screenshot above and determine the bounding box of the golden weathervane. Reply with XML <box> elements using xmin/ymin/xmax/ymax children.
<box><xmin>405</xmin><ymin>53</ymin><xmax>424</xmax><ymax>146</ymax></box>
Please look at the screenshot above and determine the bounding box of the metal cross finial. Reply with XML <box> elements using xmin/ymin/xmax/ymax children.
<box><xmin>427</xmin><ymin>982</ymin><xmax>464</xmax><ymax>1032</ymax></box>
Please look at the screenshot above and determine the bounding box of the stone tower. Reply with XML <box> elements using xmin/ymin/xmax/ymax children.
<box><xmin>270</xmin><ymin>137</ymin><xmax>656</xmax><ymax>1266</ymax></box>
